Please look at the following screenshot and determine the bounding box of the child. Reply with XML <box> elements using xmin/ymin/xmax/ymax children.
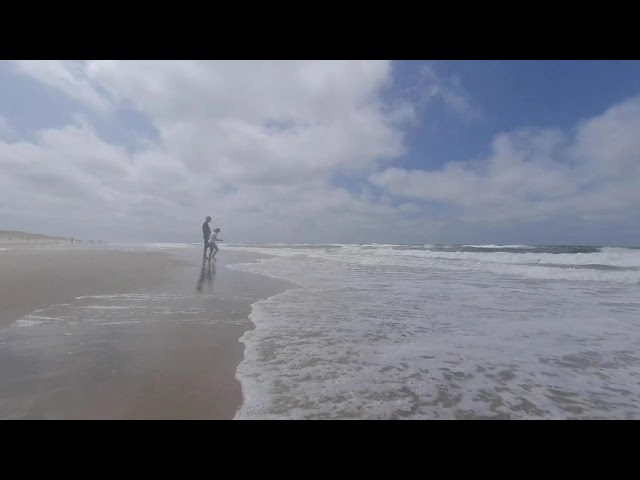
<box><xmin>208</xmin><ymin>228</ymin><xmax>224</xmax><ymax>260</ymax></box>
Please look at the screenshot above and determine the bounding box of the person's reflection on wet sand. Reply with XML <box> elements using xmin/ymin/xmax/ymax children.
<box><xmin>196</xmin><ymin>257</ymin><xmax>216</xmax><ymax>294</ymax></box>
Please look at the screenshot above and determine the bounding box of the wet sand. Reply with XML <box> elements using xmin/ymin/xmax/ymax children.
<box><xmin>0</xmin><ymin>246</ymin><xmax>179</xmax><ymax>326</ymax></box>
<box><xmin>0</xmin><ymin>246</ymin><xmax>292</xmax><ymax>419</ymax></box>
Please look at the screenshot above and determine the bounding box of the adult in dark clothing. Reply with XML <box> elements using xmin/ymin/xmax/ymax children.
<box><xmin>202</xmin><ymin>216</ymin><xmax>212</xmax><ymax>257</ymax></box>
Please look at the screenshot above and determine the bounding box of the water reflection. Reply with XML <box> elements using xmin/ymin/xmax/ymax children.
<box><xmin>196</xmin><ymin>257</ymin><xmax>216</xmax><ymax>294</ymax></box>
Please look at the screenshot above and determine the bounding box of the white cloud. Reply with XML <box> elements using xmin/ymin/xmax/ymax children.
<box><xmin>22</xmin><ymin>61</ymin><xmax>406</xmax><ymax>181</ymax></box>
<box><xmin>1</xmin><ymin>61</ymin><xmax>418</xmax><ymax>242</ymax></box>
<box><xmin>370</xmin><ymin>96</ymin><xmax>640</xmax><ymax>224</ymax></box>
<box><xmin>5</xmin><ymin>61</ymin><xmax>640</xmax><ymax>244</ymax></box>
<box><xmin>12</xmin><ymin>61</ymin><xmax>112</xmax><ymax>112</ymax></box>
<box><xmin>570</xmin><ymin>96</ymin><xmax>640</xmax><ymax>178</ymax></box>
<box><xmin>415</xmin><ymin>64</ymin><xmax>480</xmax><ymax>121</ymax></box>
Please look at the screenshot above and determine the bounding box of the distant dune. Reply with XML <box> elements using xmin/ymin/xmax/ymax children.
<box><xmin>0</xmin><ymin>230</ymin><xmax>107</xmax><ymax>245</ymax></box>
<box><xmin>0</xmin><ymin>230</ymin><xmax>72</xmax><ymax>243</ymax></box>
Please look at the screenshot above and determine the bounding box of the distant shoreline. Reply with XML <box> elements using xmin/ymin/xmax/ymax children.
<box><xmin>0</xmin><ymin>230</ymin><xmax>105</xmax><ymax>245</ymax></box>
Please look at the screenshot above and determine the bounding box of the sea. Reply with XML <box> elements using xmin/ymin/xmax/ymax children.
<box><xmin>223</xmin><ymin>243</ymin><xmax>640</xmax><ymax>419</ymax></box>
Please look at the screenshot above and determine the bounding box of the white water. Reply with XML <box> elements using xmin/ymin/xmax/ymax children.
<box><xmin>228</xmin><ymin>244</ymin><xmax>640</xmax><ymax>419</ymax></box>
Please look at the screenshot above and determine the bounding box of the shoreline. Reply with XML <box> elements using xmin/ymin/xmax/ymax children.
<box><xmin>219</xmin><ymin>253</ymin><xmax>297</xmax><ymax>419</ymax></box>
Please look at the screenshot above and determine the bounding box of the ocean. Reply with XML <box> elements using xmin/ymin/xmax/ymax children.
<box><xmin>224</xmin><ymin>243</ymin><xmax>640</xmax><ymax>419</ymax></box>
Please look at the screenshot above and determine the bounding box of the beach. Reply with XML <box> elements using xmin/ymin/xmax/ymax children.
<box><xmin>0</xmin><ymin>243</ymin><xmax>292</xmax><ymax>419</ymax></box>
<box><xmin>3</xmin><ymin>240</ymin><xmax>640</xmax><ymax>419</ymax></box>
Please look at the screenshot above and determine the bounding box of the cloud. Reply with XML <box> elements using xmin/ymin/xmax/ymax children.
<box><xmin>5</xmin><ymin>61</ymin><xmax>639</xmax><ymax>245</ymax></box>
<box><xmin>1</xmin><ymin>61</ymin><xmax>419</xmax><ymax>242</ymax></box>
<box><xmin>370</xmin><ymin>96</ymin><xmax>640</xmax><ymax>225</ymax></box>
<box><xmin>414</xmin><ymin>64</ymin><xmax>480</xmax><ymax>121</ymax></box>
<box><xmin>12</xmin><ymin>61</ymin><xmax>112</xmax><ymax>112</ymax></box>
<box><xmin>17</xmin><ymin>61</ymin><xmax>407</xmax><ymax>179</ymax></box>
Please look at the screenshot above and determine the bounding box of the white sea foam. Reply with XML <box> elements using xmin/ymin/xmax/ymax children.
<box><xmin>231</xmin><ymin>244</ymin><xmax>640</xmax><ymax>419</ymax></box>
<box><xmin>227</xmin><ymin>244</ymin><xmax>640</xmax><ymax>283</ymax></box>
<box><xmin>145</xmin><ymin>243</ymin><xmax>197</xmax><ymax>249</ymax></box>
<box><xmin>13</xmin><ymin>290</ymin><xmax>225</xmax><ymax>332</ymax></box>
<box><xmin>463</xmin><ymin>244</ymin><xmax>534</xmax><ymax>249</ymax></box>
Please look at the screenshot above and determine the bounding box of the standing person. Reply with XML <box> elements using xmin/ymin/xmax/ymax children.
<box><xmin>208</xmin><ymin>228</ymin><xmax>224</xmax><ymax>260</ymax></box>
<box><xmin>202</xmin><ymin>216</ymin><xmax>212</xmax><ymax>258</ymax></box>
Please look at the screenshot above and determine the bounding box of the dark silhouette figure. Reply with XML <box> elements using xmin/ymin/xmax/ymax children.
<box><xmin>202</xmin><ymin>216</ymin><xmax>212</xmax><ymax>258</ymax></box>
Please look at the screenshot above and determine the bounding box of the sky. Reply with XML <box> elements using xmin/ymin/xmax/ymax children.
<box><xmin>1</xmin><ymin>60</ymin><xmax>640</xmax><ymax>246</ymax></box>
